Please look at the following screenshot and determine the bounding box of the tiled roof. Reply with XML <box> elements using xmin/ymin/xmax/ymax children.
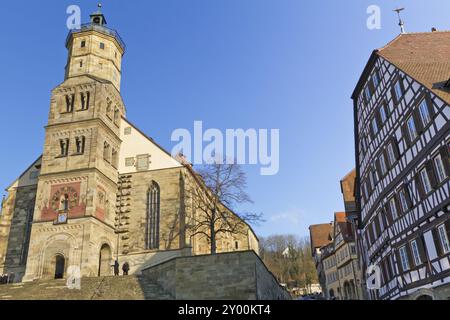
<box><xmin>334</xmin><ymin>212</ymin><xmax>354</xmax><ymax>241</ymax></box>
<box><xmin>377</xmin><ymin>31</ymin><xmax>450</xmax><ymax>104</ymax></box>
<box><xmin>309</xmin><ymin>223</ymin><xmax>333</xmax><ymax>253</ymax></box>
<box><xmin>340</xmin><ymin>169</ymin><xmax>356</xmax><ymax>204</ymax></box>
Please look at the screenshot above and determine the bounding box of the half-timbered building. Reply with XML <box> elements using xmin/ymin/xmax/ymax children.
<box><xmin>352</xmin><ymin>31</ymin><xmax>450</xmax><ymax>300</ymax></box>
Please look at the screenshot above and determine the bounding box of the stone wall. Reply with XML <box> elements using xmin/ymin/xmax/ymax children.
<box><xmin>0</xmin><ymin>185</ymin><xmax>37</xmax><ymax>281</ymax></box>
<box><xmin>141</xmin><ymin>250</ymin><xmax>291</xmax><ymax>300</ymax></box>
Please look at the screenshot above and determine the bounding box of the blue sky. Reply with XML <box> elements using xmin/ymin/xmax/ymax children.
<box><xmin>0</xmin><ymin>1</ymin><xmax>449</xmax><ymax>238</ymax></box>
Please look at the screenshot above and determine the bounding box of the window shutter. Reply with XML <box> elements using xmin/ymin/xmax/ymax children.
<box><xmin>395</xmin><ymin>251</ymin><xmax>403</xmax><ymax>273</ymax></box>
<box><xmin>445</xmin><ymin>220</ymin><xmax>450</xmax><ymax>244</ymax></box>
<box><xmin>391</xmin><ymin>87</ymin><xmax>398</xmax><ymax>105</ymax></box>
<box><xmin>417</xmin><ymin>235</ymin><xmax>428</xmax><ymax>263</ymax></box>
<box><xmin>406</xmin><ymin>245</ymin><xmax>414</xmax><ymax>268</ymax></box>
<box><xmin>439</xmin><ymin>146</ymin><xmax>450</xmax><ymax>176</ymax></box>
<box><xmin>425</xmin><ymin>160</ymin><xmax>438</xmax><ymax>189</ymax></box>
<box><xmin>375</xmin><ymin>109</ymin><xmax>382</xmax><ymax>127</ymax></box>
<box><xmin>402</xmin><ymin>124</ymin><xmax>411</xmax><ymax>147</ymax></box>
<box><xmin>386</xmin><ymin>256</ymin><xmax>393</xmax><ymax>279</ymax></box>
<box><xmin>415</xmin><ymin>174</ymin><xmax>425</xmax><ymax>199</ymax></box>
<box><xmin>432</xmin><ymin>228</ymin><xmax>443</xmax><ymax>257</ymax></box>
<box><xmin>394</xmin><ymin>195</ymin><xmax>402</xmax><ymax>217</ymax></box>
<box><xmin>374</xmin><ymin>216</ymin><xmax>381</xmax><ymax>236</ymax></box>
<box><xmin>375</xmin><ymin>159</ymin><xmax>382</xmax><ymax>178</ymax></box>
<box><xmin>380</xmin><ymin>259</ymin><xmax>388</xmax><ymax>285</ymax></box>
<box><xmin>404</xmin><ymin>185</ymin><xmax>413</xmax><ymax>208</ymax></box>
<box><xmin>383</xmin><ymin>150</ymin><xmax>390</xmax><ymax>169</ymax></box>
<box><xmin>380</xmin><ymin>209</ymin><xmax>388</xmax><ymax>227</ymax></box>
<box><xmin>369</xmin><ymin>79</ymin><xmax>375</xmax><ymax>95</ymax></box>
<box><xmin>413</xmin><ymin>110</ymin><xmax>424</xmax><ymax>133</ymax></box>
<box><xmin>425</xmin><ymin>94</ymin><xmax>434</xmax><ymax>117</ymax></box>
<box><xmin>384</xmin><ymin>203</ymin><xmax>393</xmax><ymax>225</ymax></box>
<box><xmin>392</xmin><ymin>138</ymin><xmax>400</xmax><ymax>160</ymax></box>
<box><xmin>399</xmin><ymin>77</ymin><xmax>406</xmax><ymax>94</ymax></box>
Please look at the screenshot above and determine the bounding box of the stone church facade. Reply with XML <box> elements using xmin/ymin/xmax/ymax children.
<box><xmin>0</xmin><ymin>9</ymin><xmax>259</xmax><ymax>283</ymax></box>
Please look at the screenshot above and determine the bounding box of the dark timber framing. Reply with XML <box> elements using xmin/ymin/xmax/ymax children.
<box><xmin>352</xmin><ymin>45</ymin><xmax>450</xmax><ymax>300</ymax></box>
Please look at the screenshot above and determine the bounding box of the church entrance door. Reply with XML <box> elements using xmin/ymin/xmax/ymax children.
<box><xmin>54</xmin><ymin>254</ymin><xmax>65</xmax><ymax>279</ymax></box>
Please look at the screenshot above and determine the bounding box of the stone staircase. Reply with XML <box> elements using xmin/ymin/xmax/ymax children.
<box><xmin>0</xmin><ymin>275</ymin><xmax>173</xmax><ymax>300</ymax></box>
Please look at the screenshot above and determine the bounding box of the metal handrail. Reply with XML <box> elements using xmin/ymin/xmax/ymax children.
<box><xmin>65</xmin><ymin>23</ymin><xmax>126</xmax><ymax>51</ymax></box>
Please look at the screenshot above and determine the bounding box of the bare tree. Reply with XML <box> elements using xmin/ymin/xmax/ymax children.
<box><xmin>186</xmin><ymin>159</ymin><xmax>263</xmax><ymax>254</ymax></box>
<box><xmin>260</xmin><ymin>234</ymin><xmax>318</xmax><ymax>292</ymax></box>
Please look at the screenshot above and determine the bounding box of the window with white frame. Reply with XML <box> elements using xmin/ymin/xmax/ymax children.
<box><xmin>394</xmin><ymin>80</ymin><xmax>402</xmax><ymax>101</ymax></box>
<box><xmin>407</xmin><ymin>116</ymin><xmax>418</xmax><ymax>141</ymax></box>
<box><xmin>387</xmin><ymin>143</ymin><xmax>396</xmax><ymax>166</ymax></box>
<box><xmin>437</xmin><ymin>224</ymin><xmax>450</xmax><ymax>254</ymax></box>
<box><xmin>380</xmin><ymin>104</ymin><xmax>387</xmax><ymax>122</ymax></box>
<box><xmin>433</xmin><ymin>154</ymin><xmax>447</xmax><ymax>183</ymax></box>
<box><xmin>373</xmin><ymin>73</ymin><xmax>379</xmax><ymax>87</ymax></box>
<box><xmin>372</xmin><ymin>118</ymin><xmax>378</xmax><ymax>135</ymax></box>
<box><xmin>365</xmin><ymin>86</ymin><xmax>371</xmax><ymax>101</ymax></box>
<box><xmin>418</xmin><ymin>99</ymin><xmax>431</xmax><ymax>127</ymax></box>
<box><xmin>420</xmin><ymin>168</ymin><xmax>432</xmax><ymax>194</ymax></box>
<box><xmin>389</xmin><ymin>197</ymin><xmax>398</xmax><ymax>220</ymax></box>
<box><xmin>399</xmin><ymin>246</ymin><xmax>410</xmax><ymax>271</ymax></box>
<box><xmin>398</xmin><ymin>189</ymin><xmax>409</xmax><ymax>213</ymax></box>
<box><xmin>410</xmin><ymin>240</ymin><xmax>422</xmax><ymax>266</ymax></box>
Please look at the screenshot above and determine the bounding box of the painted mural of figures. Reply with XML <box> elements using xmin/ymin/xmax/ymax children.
<box><xmin>59</xmin><ymin>194</ymin><xmax>69</xmax><ymax>212</ymax></box>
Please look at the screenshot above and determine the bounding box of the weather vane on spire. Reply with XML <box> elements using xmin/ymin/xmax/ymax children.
<box><xmin>393</xmin><ymin>7</ymin><xmax>406</xmax><ymax>34</ymax></box>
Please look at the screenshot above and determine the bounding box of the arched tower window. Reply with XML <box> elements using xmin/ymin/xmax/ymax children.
<box><xmin>146</xmin><ymin>182</ymin><xmax>160</xmax><ymax>249</ymax></box>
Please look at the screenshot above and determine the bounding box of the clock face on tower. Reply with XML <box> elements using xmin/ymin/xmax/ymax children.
<box><xmin>50</xmin><ymin>186</ymin><xmax>79</xmax><ymax>212</ymax></box>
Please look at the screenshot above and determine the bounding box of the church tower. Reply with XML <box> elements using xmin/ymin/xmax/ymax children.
<box><xmin>23</xmin><ymin>6</ymin><xmax>126</xmax><ymax>281</ymax></box>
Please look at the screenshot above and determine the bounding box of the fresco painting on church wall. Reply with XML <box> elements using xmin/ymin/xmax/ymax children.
<box><xmin>40</xmin><ymin>182</ymin><xmax>85</xmax><ymax>221</ymax></box>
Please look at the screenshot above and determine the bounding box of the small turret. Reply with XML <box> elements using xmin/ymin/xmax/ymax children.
<box><xmin>90</xmin><ymin>4</ymin><xmax>107</xmax><ymax>26</ymax></box>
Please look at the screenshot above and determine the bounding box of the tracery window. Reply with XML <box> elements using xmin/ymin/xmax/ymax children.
<box><xmin>146</xmin><ymin>182</ymin><xmax>160</xmax><ymax>249</ymax></box>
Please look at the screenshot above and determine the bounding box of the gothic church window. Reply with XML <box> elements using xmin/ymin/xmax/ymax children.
<box><xmin>103</xmin><ymin>142</ymin><xmax>111</xmax><ymax>162</ymax></box>
<box><xmin>59</xmin><ymin>139</ymin><xmax>69</xmax><ymax>157</ymax></box>
<box><xmin>80</xmin><ymin>92</ymin><xmax>90</xmax><ymax>110</ymax></box>
<box><xmin>112</xmin><ymin>149</ymin><xmax>118</xmax><ymax>168</ymax></box>
<box><xmin>114</xmin><ymin>108</ymin><xmax>120</xmax><ymax>126</ymax></box>
<box><xmin>146</xmin><ymin>182</ymin><xmax>160</xmax><ymax>249</ymax></box>
<box><xmin>106</xmin><ymin>101</ymin><xmax>113</xmax><ymax>119</ymax></box>
<box><xmin>65</xmin><ymin>94</ymin><xmax>75</xmax><ymax>113</ymax></box>
<box><xmin>75</xmin><ymin>136</ymin><xmax>86</xmax><ymax>154</ymax></box>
